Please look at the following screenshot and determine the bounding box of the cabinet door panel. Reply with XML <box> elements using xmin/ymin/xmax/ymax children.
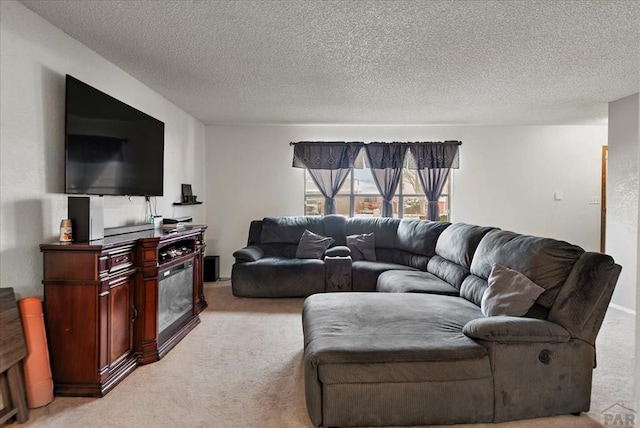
<box><xmin>99</xmin><ymin>291</ymin><xmax>109</xmax><ymax>372</ymax></box>
<box><xmin>109</xmin><ymin>277</ymin><xmax>133</xmax><ymax>365</ymax></box>
<box><xmin>45</xmin><ymin>284</ymin><xmax>99</xmax><ymax>384</ymax></box>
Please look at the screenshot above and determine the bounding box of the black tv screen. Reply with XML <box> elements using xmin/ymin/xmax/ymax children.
<box><xmin>65</xmin><ymin>75</ymin><xmax>164</xmax><ymax>196</ymax></box>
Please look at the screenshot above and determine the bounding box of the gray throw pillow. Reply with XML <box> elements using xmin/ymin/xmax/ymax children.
<box><xmin>346</xmin><ymin>233</ymin><xmax>376</xmax><ymax>261</ymax></box>
<box><xmin>296</xmin><ymin>229</ymin><xmax>334</xmax><ymax>259</ymax></box>
<box><xmin>481</xmin><ymin>263</ymin><xmax>545</xmax><ymax>317</ymax></box>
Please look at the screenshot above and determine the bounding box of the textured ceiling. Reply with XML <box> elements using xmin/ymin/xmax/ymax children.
<box><xmin>20</xmin><ymin>0</ymin><xmax>640</xmax><ymax>125</ymax></box>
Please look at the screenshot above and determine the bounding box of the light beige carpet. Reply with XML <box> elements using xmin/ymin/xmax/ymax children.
<box><xmin>21</xmin><ymin>280</ymin><xmax>634</xmax><ymax>428</ymax></box>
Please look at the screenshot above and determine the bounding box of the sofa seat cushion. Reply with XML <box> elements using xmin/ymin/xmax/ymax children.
<box><xmin>231</xmin><ymin>257</ymin><xmax>325</xmax><ymax>297</ymax></box>
<box><xmin>376</xmin><ymin>270</ymin><xmax>460</xmax><ymax>296</ymax></box>
<box><xmin>351</xmin><ymin>261</ymin><xmax>417</xmax><ymax>292</ymax></box>
<box><xmin>303</xmin><ymin>293</ymin><xmax>488</xmax><ymax>367</ymax></box>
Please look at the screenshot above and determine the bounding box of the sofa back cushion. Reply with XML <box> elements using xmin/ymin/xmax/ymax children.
<box><xmin>346</xmin><ymin>217</ymin><xmax>400</xmax><ymax>249</ymax></box>
<box><xmin>376</xmin><ymin>248</ymin><xmax>430</xmax><ymax>271</ymax></box>
<box><xmin>247</xmin><ymin>220</ymin><xmax>263</xmax><ymax>246</ymax></box>
<box><xmin>323</xmin><ymin>215</ymin><xmax>348</xmax><ymax>246</ymax></box>
<box><xmin>435</xmin><ymin>223</ymin><xmax>496</xmax><ymax>268</ymax></box>
<box><xmin>427</xmin><ymin>223</ymin><xmax>496</xmax><ymax>290</ymax></box>
<box><xmin>427</xmin><ymin>256</ymin><xmax>471</xmax><ymax>290</ymax></box>
<box><xmin>260</xmin><ymin>216</ymin><xmax>326</xmax><ymax>244</ymax></box>
<box><xmin>259</xmin><ymin>243</ymin><xmax>299</xmax><ymax>258</ymax></box>
<box><xmin>461</xmin><ymin>229</ymin><xmax>585</xmax><ymax>313</ymax></box>
<box><xmin>245</xmin><ymin>220</ymin><xmax>294</xmax><ymax>257</ymax></box>
<box><xmin>347</xmin><ymin>217</ymin><xmax>446</xmax><ymax>270</ymax></box>
<box><xmin>395</xmin><ymin>219</ymin><xmax>450</xmax><ymax>257</ymax></box>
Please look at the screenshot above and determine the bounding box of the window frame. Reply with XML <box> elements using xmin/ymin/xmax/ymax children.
<box><xmin>304</xmin><ymin>167</ymin><xmax>452</xmax><ymax>220</ymax></box>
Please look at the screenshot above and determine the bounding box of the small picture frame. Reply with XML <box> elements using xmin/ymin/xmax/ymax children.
<box><xmin>181</xmin><ymin>184</ymin><xmax>193</xmax><ymax>203</ymax></box>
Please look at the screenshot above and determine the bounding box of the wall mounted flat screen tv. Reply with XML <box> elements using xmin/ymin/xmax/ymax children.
<box><xmin>65</xmin><ymin>75</ymin><xmax>164</xmax><ymax>196</ymax></box>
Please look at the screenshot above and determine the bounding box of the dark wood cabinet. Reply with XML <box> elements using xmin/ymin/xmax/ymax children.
<box><xmin>194</xmin><ymin>235</ymin><xmax>208</xmax><ymax>314</ymax></box>
<box><xmin>41</xmin><ymin>225</ymin><xmax>207</xmax><ymax>397</ymax></box>
<box><xmin>41</xmin><ymin>243</ymin><xmax>138</xmax><ymax>396</ymax></box>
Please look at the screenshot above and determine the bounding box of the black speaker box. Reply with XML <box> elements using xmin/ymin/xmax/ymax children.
<box><xmin>204</xmin><ymin>256</ymin><xmax>219</xmax><ymax>282</ymax></box>
<box><xmin>68</xmin><ymin>196</ymin><xmax>104</xmax><ymax>241</ymax></box>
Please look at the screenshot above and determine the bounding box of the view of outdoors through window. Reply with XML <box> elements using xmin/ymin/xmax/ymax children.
<box><xmin>304</xmin><ymin>153</ymin><xmax>450</xmax><ymax>220</ymax></box>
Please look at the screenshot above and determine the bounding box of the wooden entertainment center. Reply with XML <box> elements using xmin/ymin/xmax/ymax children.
<box><xmin>40</xmin><ymin>225</ymin><xmax>207</xmax><ymax>397</ymax></box>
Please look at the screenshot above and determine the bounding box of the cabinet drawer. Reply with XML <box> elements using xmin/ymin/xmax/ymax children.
<box><xmin>108</xmin><ymin>249</ymin><xmax>135</xmax><ymax>273</ymax></box>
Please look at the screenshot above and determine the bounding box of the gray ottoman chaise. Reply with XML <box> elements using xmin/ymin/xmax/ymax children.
<box><xmin>232</xmin><ymin>215</ymin><xmax>621</xmax><ymax>427</ymax></box>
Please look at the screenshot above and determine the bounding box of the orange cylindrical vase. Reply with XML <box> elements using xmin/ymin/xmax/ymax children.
<box><xmin>18</xmin><ymin>297</ymin><xmax>54</xmax><ymax>408</ymax></box>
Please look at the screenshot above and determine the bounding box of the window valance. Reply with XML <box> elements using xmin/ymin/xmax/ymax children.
<box><xmin>407</xmin><ymin>141</ymin><xmax>461</xmax><ymax>170</ymax></box>
<box><xmin>292</xmin><ymin>142</ymin><xmax>363</xmax><ymax>170</ymax></box>
<box><xmin>291</xmin><ymin>141</ymin><xmax>462</xmax><ymax>169</ymax></box>
<box><xmin>364</xmin><ymin>142</ymin><xmax>408</xmax><ymax>169</ymax></box>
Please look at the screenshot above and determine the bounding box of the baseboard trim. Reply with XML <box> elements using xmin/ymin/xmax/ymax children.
<box><xmin>609</xmin><ymin>303</ymin><xmax>636</xmax><ymax>315</ymax></box>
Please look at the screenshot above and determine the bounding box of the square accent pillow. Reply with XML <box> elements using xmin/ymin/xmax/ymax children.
<box><xmin>346</xmin><ymin>233</ymin><xmax>376</xmax><ymax>261</ymax></box>
<box><xmin>296</xmin><ymin>229</ymin><xmax>335</xmax><ymax>259</ymax></box>
<box><xmin>481</xmin><ymin>263</ymin><xmax>545</xmax><ymax>317</ymax></box>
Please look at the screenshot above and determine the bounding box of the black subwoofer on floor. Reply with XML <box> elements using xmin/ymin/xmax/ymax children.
<box><xmin>204</xmin><ymin>256</ymin><xmax>220</xmax><ymax>282</ymax></box>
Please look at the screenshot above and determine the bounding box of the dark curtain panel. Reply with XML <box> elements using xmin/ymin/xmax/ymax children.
<box><xmin>306</xmin><ymin>169</ymin><xmax>351</xmax><ymax>214</ymax></box>
<box><xmin>408</xmin><ymin>141</ymin><xmax>461</xmax><ymax>221</ymax></box>
<box><xmin>364</xmin><ymin>143</ymin><xmax>408</xmax><ymax>217</ymax></box>
<box><xmin>292</xmin><ymin>142</ymin><xmax>363</xmax><ymax>214</ymax></box>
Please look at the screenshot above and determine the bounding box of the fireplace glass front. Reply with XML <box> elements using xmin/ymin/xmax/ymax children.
<box><xmin>158</xmin><ymin>259</ymin><xmax>193</xmax><ymax>336</ymax></box>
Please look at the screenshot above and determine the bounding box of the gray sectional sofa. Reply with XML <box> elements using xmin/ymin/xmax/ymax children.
<box><xmin>231</xmin><ymin>215</ymin><xmax>450</xmax><ymax>296</ymax></box>
<box><xmin>231</xmin><ymin>215</ymin><xmax>621</xmax><ymax>427</ymax></box>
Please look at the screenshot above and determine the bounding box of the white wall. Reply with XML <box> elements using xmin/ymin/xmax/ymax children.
<box><xmin>0</xmin><ymin>1</ymin><xmax>206</xmax><ymax>298</ymax></box>
<box><xmin>637</xmin><ymin>93</ymin><xmax>640</xmax><ymax>414</ymax></box>
<box><xmin>637</xmin><ymin>92</ymin><xmax>640</xmax><ymax>421</ymax></box>
<box><xmin>607</xmin><ymin>94</ymin><xmax>639</xmax><ymax>312</ymax></box>
<box><xmin>606</xmin><ymin>93</ymin><xmax>640</xmax><ymax>411</ymax></box>
<box><xmin>206</xmin><ymin>124</ymin><xmax>606</xmax><ymax>278</ymax></box>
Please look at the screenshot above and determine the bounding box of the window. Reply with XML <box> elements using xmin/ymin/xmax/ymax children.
<box><xmin>304</xmin><ymin>152</ymin><xmax>451</xmax><ymax>220</ymax></box>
